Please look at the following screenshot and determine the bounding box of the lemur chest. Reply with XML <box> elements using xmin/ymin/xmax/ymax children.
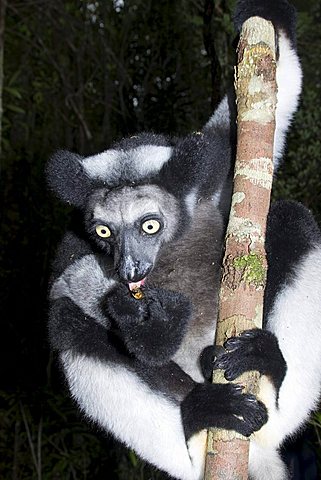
<box><xmin>149</xmin><ymin>200</ymin><xmax>225</xmax><ymax>381</ymax></box>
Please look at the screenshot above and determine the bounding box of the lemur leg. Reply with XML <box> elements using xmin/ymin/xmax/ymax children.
<box><xmin>273</xmin><ymin>31</ymin><xmax>302</xmax><ymax>166</ymax></box>
<box><xmin>251</xmin><ymin>245</ymin><xmax>321</xmax><ymax>438</ymax></box>
<box><xmin>205</xmin><ymin>31</ymin><xmax>302</xmax><ymax>172</ymax></box>
<box><xmin>249</xmin><ymin>201</ymin><xmax>321</xmax><ymax>480</ymax></box>
<box><xmin>206</xmin><ymin>0</ymin><xmax>302</xmax><ymax>172</ymax></box>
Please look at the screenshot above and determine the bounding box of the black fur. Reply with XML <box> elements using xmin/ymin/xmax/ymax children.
<box><xmin>158</xmin><ymin>131</ymin><xmax>232</xmax><ymax>198</ymax></box>
<box><xmin>215</xmin><ymin>330</ymin><xmax>286</xmax><ymax>394</ymax></box>
<box><xmin>233</xmin><ymin>0</ymin><xmax>297</xmax><ymax>47</ymax></box>
<box><xmin>104</xmin><ymin>284</ymin><xmax>192</xmax><ymax>366</ymax></box>
<box><xmin>181</xmin><ymin>382</ymin><xmax>268</xmax><ymax>439</ymax></box>
<box><xmin>46</xmin><ymin>150</ymin><xmax>95</xmax><ymax>208</ymax></box>
<box><xmin>264</xmin><ymin>200</ymin><xmax>321</xmax><ymax>321</ymax></box>
<box><xmin>200</xmin><ymin>329</ymin><xmax>287</xmax><ymax>396</ymax></box>
<box><xmin>200</xmin><ymin>344</ymin><xmax>226</xmax><ymax>381</ymax></box>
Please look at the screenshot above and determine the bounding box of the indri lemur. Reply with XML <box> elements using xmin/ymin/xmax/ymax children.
<box><xmin>46</xmin><ymin>1</ymin><xmax>321</xmax><ymax>479</ymax></box>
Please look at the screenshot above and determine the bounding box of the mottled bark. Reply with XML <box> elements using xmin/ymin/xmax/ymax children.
<box><xmin>204</xmin><ymin>17</ymin><xmax>277</xmax><ymax>480</ymax></box>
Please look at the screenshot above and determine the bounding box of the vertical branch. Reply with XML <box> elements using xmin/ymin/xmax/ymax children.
<box><xmin>204</xmin><ymin>16</ymin><xmax>277</xmax><ymax>480</ymax></box>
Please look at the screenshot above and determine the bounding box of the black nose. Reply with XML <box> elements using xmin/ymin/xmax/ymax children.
<box><xmin>116</xmin><ymin>258</ymin><xmax>152</xmax><ymax>282</ymax></box>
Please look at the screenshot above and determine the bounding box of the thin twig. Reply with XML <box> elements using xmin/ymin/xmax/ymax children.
<box><xmin>20</xmin><ymin>402</ymin><xmax>42</xmax><ymax>480</ymax></box>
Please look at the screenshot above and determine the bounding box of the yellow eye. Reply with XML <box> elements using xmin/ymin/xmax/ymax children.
<box><xmin>95</xmin><ymin>225</ymin><xmax>111</xmax><ymax>238</ymax></box>
<box><xmin>142</xmin><ymin>219</ymin><xmax>161</xmax><ymax>235</ymax></box>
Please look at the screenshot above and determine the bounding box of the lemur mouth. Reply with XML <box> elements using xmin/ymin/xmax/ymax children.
<box><xmin>128</xmin><ymin>278</ymin><xmax>146</xmax><ymax>291</ymax></box>
<box><xmin>128</xmin><ymin>278</ymin><xmax>146</xmax><ymax>300</ymax></box>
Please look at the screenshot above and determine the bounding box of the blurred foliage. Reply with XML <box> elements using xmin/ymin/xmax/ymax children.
<box><xmin>0</xmin><ymin>0</ymin><xmax>320</xmax><ymax>478</ymax></box>
<box><xmin>311</xmin><ymin>412</ymin><xmax>321</xmax><ymax>474</ymax></box>
<box><xmin>0</xmin><ymin>388</ymin><xmax>167</xmax><ymax>479</ymax></box>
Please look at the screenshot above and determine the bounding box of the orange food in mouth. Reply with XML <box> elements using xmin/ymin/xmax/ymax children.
<box><xmin>128</xmin><ymin>278</ymin><xmax>146</xmax><ymax>300</ymax></box>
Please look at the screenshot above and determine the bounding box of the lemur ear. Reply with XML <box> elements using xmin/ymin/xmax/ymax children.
<box><xmin>46</xmin><ymin>150</ymin><xmax>94</xmax><ymax>208</ymax></box>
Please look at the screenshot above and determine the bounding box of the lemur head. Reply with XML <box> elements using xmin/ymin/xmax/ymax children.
<box><xmin>84</xmin><ymin>183</ymin><xmax>181</xmax><ymax>283</ymax></box>
<box><xmin>46</xmin><ymin>131</ymin><xmax>224</xmax><ymax>283</ymax></box>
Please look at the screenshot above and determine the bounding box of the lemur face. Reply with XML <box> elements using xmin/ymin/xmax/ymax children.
<box><xmin>85</xmin><ymin>184</ymin><xmax>181</xmax><ymax>284</ymax></box>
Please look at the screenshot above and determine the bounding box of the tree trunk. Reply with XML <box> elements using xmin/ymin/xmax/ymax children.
<box><xmin>0</xmin><ymin>0</ymin><xmax>7</xmax><ymax>162</ymax></box>
<box><xmin>204</xmin><ymin>16</ymin><xmax>277</xmax><ymax>480</ymax></box>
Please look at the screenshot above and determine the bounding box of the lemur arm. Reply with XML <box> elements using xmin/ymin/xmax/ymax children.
<box><xmin>103</xmin><ymin>283</ymin><xmax>193</xmax><ymax>366</ymax></box>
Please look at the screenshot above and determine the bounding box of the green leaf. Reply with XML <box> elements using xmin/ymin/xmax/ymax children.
<box><xmin>4</xmin><ymin>86</ymin><xmax>23</xmax><ymax>99</ymax></box>
<box><xmin>6</xmin><ymin>104</ymin><xmax>25</xmax><ymax>114</ymax></box>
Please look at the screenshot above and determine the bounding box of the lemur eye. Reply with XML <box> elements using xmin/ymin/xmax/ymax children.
<box><xmin>95</xmin><ymin>225</ymin><xmax>111</xmax><ymax>238</ymax></box>
<box><xmin>142</xmin><ymin>219</ymin><xmax>161</xmax><ymax>235</ymax></box>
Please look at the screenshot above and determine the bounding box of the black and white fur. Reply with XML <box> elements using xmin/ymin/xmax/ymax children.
<box><xmin>46</xmin><ymin>2</ymin><xmax>321</xmax><ymax>479</ymax></box>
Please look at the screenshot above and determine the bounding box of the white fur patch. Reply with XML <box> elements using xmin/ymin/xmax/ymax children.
<box><xmin>211</xmin><ymin>188</ymin><xmax>223</xmax><ymax>207</ymax></box>
<box><xmin>82</xmin><ymin>145</ymin><xmax>172</xmax><ymax>182</ymax></box>
<box><xmin>61</xmin><ymin>351</ymin><xmax>204</xmax><ymax>480</ymax></box>
<box><xmin>274</xmin><ymin>32</ymin><xmax>302</xmax><ymax>168</ymax></box>
<box><xmin>51</xmin><ymin>255</ymin><xmax>115</xmax><ymax>324</ymax></box>
<box><xmin>205</xmin><ymin>96</ymin><xmax>230</xmax><ymax>130</ymax></box>
<box><xmin>249</xmin><ymin>442</ymin><xmax>289</xmax><ymax>480</ymax></box>
<box><xmin>254</xmin><ymin>247</ymin><xmax>321</xmax><ymax>449</ymax></box>
<box><xmin>185</xmin><ymin>189</ymin><xmax>198</xmax><ymax>216</ymax></box>
<box><xmin>187</xmin><ymin>430</ymin><xmax>207</xmax><ymax>477</ymax></box>
<box><xmin>173</xmin><ymin>322</ymin><xmax>216</xmax><ymax>383</ymax></box>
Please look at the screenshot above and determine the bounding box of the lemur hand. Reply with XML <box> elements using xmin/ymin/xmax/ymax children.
<box><xmin>104</xmin><ymin>283</ymin><xmax>192</xmax><ymax>365</ymax></box>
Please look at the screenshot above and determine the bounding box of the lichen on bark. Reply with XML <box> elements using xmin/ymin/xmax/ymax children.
<box><xmin>204</xmin><ymin>16</ymin><xmax>277</xmax><ymax>480</ymax></box>
<box><xmin>232</xmin><ymin>252</ymin><xmax>266</xmax><ymax>288</ymax></box>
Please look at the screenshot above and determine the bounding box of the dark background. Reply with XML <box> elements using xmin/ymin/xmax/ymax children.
<box><xmin>0</xmin><ymin>0</ymin><xmax>320</xmax><ymax>478</ymax></box>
